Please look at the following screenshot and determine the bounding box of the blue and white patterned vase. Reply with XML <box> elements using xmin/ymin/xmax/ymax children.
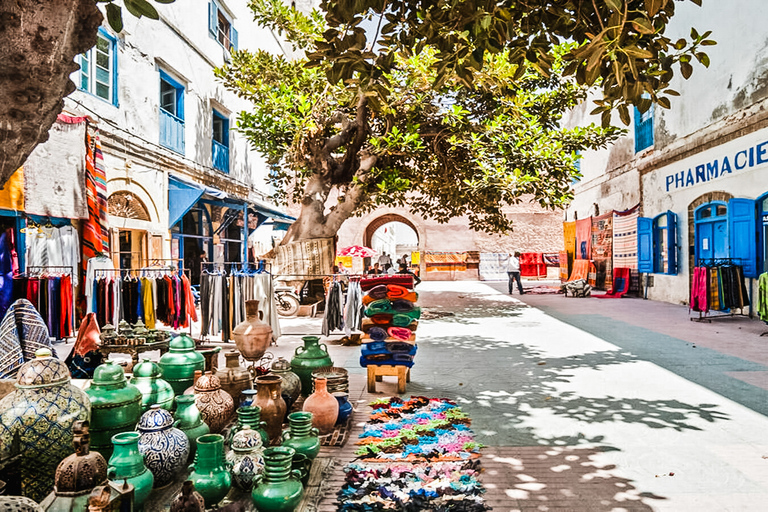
<box><xmin>225</xmin><ymin>426</ymin><xmax>264</xmax><ymax>491</ymax></box>
<box><xmin>0</xmin><ymin>348</ymin><xmax>90</xmax><ymax>502</ymax></box>
<box><xmin>137</xmin><ymin>404</ymin><xmax>190</xmax><ymax>488</ymax></box>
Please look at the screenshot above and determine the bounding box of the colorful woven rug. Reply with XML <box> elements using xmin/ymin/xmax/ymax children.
<box><xmin>337</xmin><ymin>397</ymin><xmax>489</xmax><ymax>511</ymax></box>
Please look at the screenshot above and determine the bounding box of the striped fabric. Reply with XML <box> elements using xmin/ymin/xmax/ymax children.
<box><xmin>0</xmin><ymin>299</ymin><xmax>54</xmax><ymax>378</ymax></box>
<box><xmin>613</xmin><ymin>204</ymin><xmax>640</xmax><ymax>270</ymax></box>
<box><xmin>83</xmin><ymin>130</ymin><xmax>110</xmax><ymax>277</ymax></box>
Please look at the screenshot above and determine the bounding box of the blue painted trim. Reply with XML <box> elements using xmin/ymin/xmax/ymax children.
<box><xmin>79</xmin><ymin>27</ymin><xmax>119</xmax><ymax>107</ymax></box>
<box><xmin>634</xmin><ymin>105</ymin><xmax>654</xmax><ymax>153</ymax></box>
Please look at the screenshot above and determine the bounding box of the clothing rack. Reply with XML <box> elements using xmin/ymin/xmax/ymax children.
<box><xmin>696</xmin><ymin>258</ymin><xmax>742</xmax><ymax>266</ymax></box>
<box><xmin>691</xmin><ymin>259</ymin><xmax>749</xmax><ymax>322</ymax></box>
<box><xmin>201</xmin><ymin>261</ymin><xmax>271</xmax><ymax>273</ymax></box>
<box><xmin>25</xmin><ymin>265</ymin><xmax>73</xmax><ymax>276</ymax></box>
<box><xmin>21</xmin><ymin>265</ymin><xmax>75</xmax><ymax>340</ymax></box>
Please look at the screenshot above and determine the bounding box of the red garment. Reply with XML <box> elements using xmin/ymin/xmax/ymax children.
<box><xmin>60</xmin><ymin>275</ymin><xmax>73</xmax><ymax>337</ymax></box>
<box><xmin>690</xmin><ymin>266</ymin><xmax>709</xmax><ymax>312</ymax></box>
<box><xmin>387</xmin><ymin>326</ymin><xmax>414</xmax><ymax>341</ymax></box>
<box><xmin>73</xmin><ymin>312</ymin><xmax>101</xmax><ymax>357</ymax></box>
<box><xmin>182</xmin><ymin>274</ymin><xmax>198</xmax><ymax>323</ymax></box>
<box><xmin>164</xmin><ymin>276</ymin><xmax>175</xmax><ymax>318</ymax></box>
<box><xmin>575</xmin><ymin>217</ymin><xmax>593</xmax><ymax>260</ymax></box>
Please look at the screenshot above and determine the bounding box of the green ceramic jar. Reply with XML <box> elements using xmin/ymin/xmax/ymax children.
<box><xmin>281</xmin><ymin>411</ymin><xmax>320</xmax><ymax>460</ymax></box>
<box><xmin>108</xmin><ymin>432</ymin><xmax>154</xmax><ymax>510</ymax></box>
<box><xmin>188</xmin><ymin>434</ymin><xmax>232</xmax><ymax>507</ymax></box>
<box><xmin>158</xmin><ymin>334</ymin><xmax>206</xmax><ymax>395</ymax></box>
<box><xmin>174</xmin><ymin>394</ymin><xmax>210</xmax><ymax>461</ymax></box>
<box><xmin>86</xmin><ymin>361</ymin><xmax>143</xmax><ymax>459</ymax></box>
<box><xmin>251</xmin><ymin>446</ymin><xmax>303</xmax><ymax>512</ymax></box>
<box><xmin>290</xmin><ymin>336</ymin><xmax>333</xmax><ymax>396</ymax></box>
<box><xmin>131</xmin><ymin>359</ymin><xmax>175</xmax><ymax>412</ymax></box>
<box><xmin>228</xmin><ymin>405</ymin><xmax>269</xmax><ymax>447</ymax></box>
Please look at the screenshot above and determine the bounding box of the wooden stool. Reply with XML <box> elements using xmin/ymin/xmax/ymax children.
<box><xmin>367</xmin><ymin>364</ymin><xmax>411</xmax><ymax>394</ymax></box>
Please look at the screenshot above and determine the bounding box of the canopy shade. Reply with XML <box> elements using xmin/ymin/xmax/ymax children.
<box><xmin>337</xmin><ymin>245</ymin><xmax>377</xmax><ymax>258</ymax></box>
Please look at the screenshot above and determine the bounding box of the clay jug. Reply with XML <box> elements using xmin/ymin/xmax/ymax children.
<box><xmin>251</xmin><ymin>447</ymin><xmax>303</xmax><ymax>512</ymax></box>
<box><xmin>270</xmin><ymin>357</ymin><xmax>301</xmax><ymax>409</ymax></box>
<box><xmin>215</xmin><ymin>350</ymin><xmax>252</xmax><ymax>400</ymax></box>
<box><xmin>281</xmin><ymin>411</ymin><xmax>320</xmax><ymax>460</ymax></box>
<box><xmin>291</xmin><ymin>336</ymin><xmax>333</xmax><ymax>396</ymax></box>
<box><xmin>193</xmin><ymin>372</ymin><xmax>235</xmax><ymax>434</ymax></box>
<box><xmin>188</xmin><ymin>433</ymin><xmax>231</xmax><ymax>507</ymax></box>
<box><xmin>302</xmin><ymin>377</ymin><xmax>338</xmax><ymax>435</ymax></box>
<box><xmin>253</xmin><ymin>374</ymin><xmax>286</xmax><ymax>444</ymax></box>
<box><xmin>228</xmin><ymin>405</ymin><xmax>269</xmax><ymax>447</ymax></box>
<box><xmin>233</xmin><ymin>300</ymin><xmax>272</xmax><ymax>360</ymax></box>
<box><xmin>107</xmin><ymin>431</ymin><xmax>154</xmax><ymax>509</ymax></box>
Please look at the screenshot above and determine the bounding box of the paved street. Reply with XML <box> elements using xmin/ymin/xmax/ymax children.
<box><xmin>301</xmin><ymin>280</ymin><xmax>768</xmax><ymax>512</ymax></box>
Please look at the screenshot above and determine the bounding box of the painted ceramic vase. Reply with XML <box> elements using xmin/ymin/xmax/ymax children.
<box><xmin>334</xmin><ymin>392</ymin><xmax>353</xmax><ymax>424</ymax></box>
<box><xmin>107</xmin><ymin>432</ymin><xmax>154</xmax><ymax>510</ymax></box>
<box><xmin>0</xmin><ymin>349</ymin><xmax>91</xmax><ymax>502</ymax></box>
<box><xmin>188</xmin><ymin>433</ymin><xmax>231</xmax><ymax>506</ymax></box>
<box><xmin>137</xmin><ymin>405</ymin><xmax>190</xmax><ymax>487</ymax></box>
<box><xmin>270</xmin><ymin>357</ymin><xmax>301</xmax><ymax>409</ymax></box>
<box><xmin>39</xmin><ymin>420</ymin><xmax>108</xmax><ymax>512</ymax></box>
<box><xmin>85</xmin><ymin>361</ymin><xmax>143</xmax><ymax>459</ymax></box>
<box><xmin>158</xmin><ymin>333</ymin><xmax>206</xmax><ymax>395</ymax></box>
<box><xmin>281</xmin><ymin>411</ymin><xmax>321</xmax><ymax>460</ymax></box>
<box><xmin>251</xmin><ymin>446</ymin><xmax>304</xmax><ymax>512</ymax></box>
<box><xmin>302</xmin><ymin>377</ymin><xmax>339</xmax><ymax>435</ymax></box>
<box><xmin>215</xmin><ymin>350</ymin><xmax>252</xmax><ymax>401</ymax></box>
<box><xmin>169</xmin><ymin>481</ymin><xmax>204</xmax><ymax>512</ymax></box>
<box><xmin>130</xmin><ymin>358</ymin><xmax>174</xmax><ymax>412</ymax></box>
<box><xmin>194</xmin><ymin>372</ymin><xmax>235</xmax><ymax>434</ymax></box>
<box><xmin>291</xmin><ymin>336</ymin><xmax>333</xmax><ymax>396</ymax></box>
<box><xmin>173</xmin><ymin>395</ymin><xmax>210</xmax><ymax>462</ymax></box>
<box><xmin>253</xmin><ymin>374</ymin><xmax>286</xmax><ymax>444</ymax></box>
<box><xmin>226</xmin><ymin>426</ymin><xmax>265</xmax><ymax>491</ymax></box>
<box><xmin>240</xmin><ymin>388</ymin><xmax>258</xmax><ymax>407</ymax></box>
<box><xmin>228</xmin><ymin>405</ymin><xmax>269</xmax><ymax>447</ymax></box>
<box><xmin>233</xmin><ymin>300</ymin><xmax>272</xmax><ymax>360</ymax></box>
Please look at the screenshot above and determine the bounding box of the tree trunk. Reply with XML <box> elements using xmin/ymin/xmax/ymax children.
<box><xmin>0</xmin><ymin>0</ymin><xmax>103</xmax><ymax>186</ymax></box>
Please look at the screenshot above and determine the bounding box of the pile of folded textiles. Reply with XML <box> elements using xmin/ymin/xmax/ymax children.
<box><xmin>359</xmin><ymin>276</ymin><xmax>420</xmax><ymax>368</ymax></box>
<box><xmin>336</xmin><ymin>397</ymin><xmax>489</xmax><ymax>511</ymax></box>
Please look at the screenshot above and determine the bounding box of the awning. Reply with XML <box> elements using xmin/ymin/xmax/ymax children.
<box><xmin>168</xmin><ymin>175</ymin><xmax>228</xmax><ymax>227</ymax></box>
<box><xmin>249</xmin><ymin>198</ymin><xmax>295</xmax><ymax>222</ymax></box>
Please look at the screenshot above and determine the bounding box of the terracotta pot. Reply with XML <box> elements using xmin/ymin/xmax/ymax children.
<box><xmin>233</xmin><ymin>300</ymin><xmax>272</xmax><ymax>360</ymax></box>
<box><xmin>302</xmin><ymin>377</ymin><xmax>338</xmax><ymax>435</ymax></box>
<box><xmin>193</xmin><ymin>372</ymin><xmax>235</xmax><ymax>434</ymax></box>
<box><xmin>253</xmin><ymin>375</ymin><xmax>286</xmax><ymax>444</ymax></box>
<box><xmin>215</xmin><ymin>350</ymin><xmax>252</xmax><ymax>401</ymax></box>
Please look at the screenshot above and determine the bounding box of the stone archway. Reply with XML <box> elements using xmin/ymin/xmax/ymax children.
<box><xmin>363</xmin><ymin>213</ymin><xmax>420</xmax><ymax>248</ymax></box>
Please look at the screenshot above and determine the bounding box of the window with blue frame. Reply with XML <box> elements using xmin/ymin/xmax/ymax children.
<box><xmin>79</xmin><ymin>28</ymin><xmax>118</xmax><ymax>105</ymax></box>
<box><xmin>159</xmin><ymin>70</ymin><xmax>185</xmax><ymax>154</ymax></box>
<box><xmin>637</xmin><ymin>210</ymin><xmax>678</xmax><ymax>274</ymax></box>
<box><xmin>212</xmin><ymin>110</ymin><xmax>229</xmax><ymax>173</ymax></box>
<box><xmin>761</xmin><ymin>195</ymin><xmax>768</xmax><ymax>273</ymax></box>
<box><xmin>208</xmin><ymin>1</ymin><xmax>238</xmax><ymax>51</ymax></box>
<box><xmin>634</xmin><ymin>104</ymin><xmax>654</xmax><ymax>153</ymax></box>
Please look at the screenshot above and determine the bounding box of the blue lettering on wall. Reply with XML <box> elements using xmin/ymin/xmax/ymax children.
<box><xmin>664</xmin><ymin>139</ymin><xmax>768</xmax><ymax>191</ymax></box>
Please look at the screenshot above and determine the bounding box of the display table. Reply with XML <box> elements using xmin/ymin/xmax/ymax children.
<box><xmin>98</xmin><ymin>341</ymin><xmax>170</xmax><ymax>371</ymax></box>
<box><xmin>367</xmin><ymin>364</ymin><xmax>410</xmax><ymax>394</ymax></box>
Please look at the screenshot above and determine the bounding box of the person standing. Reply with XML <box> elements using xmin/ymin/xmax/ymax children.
<box><xmin>378</xmin><ymin>252</ymin><xmax>391</xmax><ymax>267</ymax></box>
<box><xmin>507</xmin><ymin>251</ymin><xmax>524</xmax><ymax>294</ymax></box>
<box><xmin>397</xmin><ymin>263</ymin><xmax>421</xmax><ymax>286</ymax></box>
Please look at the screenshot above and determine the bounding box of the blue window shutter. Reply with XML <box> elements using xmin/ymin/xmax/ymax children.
<box><xmin>637</xmin><ymin>217</ymin><xmax>653</xmax><ymax>273</ymax></box>
<box><xmin>230</xmin><ymin>26</ymin><xmax>238</xmax><ymax>51</ymax></box>
<box><xmin>666</xmin><ymin>210</ymin><xmax>678</xmax><ymax>275</ymax></box>
<box><xmin>634</xmin><ymin>105</ymin><xmax>654</xmax><ymax>153</ymax></box>
<box><xmin>208</xmin><ymin>1</ymin><xmax>218</xmax><ymax>36</ymax></box>
<box><xmin>728</xmin><ymin>198</ymin><xmax>757</xmax><ymax>277</ymax></box>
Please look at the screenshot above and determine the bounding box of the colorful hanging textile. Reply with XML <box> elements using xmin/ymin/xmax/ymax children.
<box><xmin>424</xmin><ymin>252</ymin><xmax>468</xmax><ymax>272</ymax></box>
<box><xmin>575</xmin><ymin>217</ymin><xmax>592</xmax><ymax>260</ymax></box>
<box><xmin>82</xmin><ymin>129</ymin><xmax>110</xmax><ymax>276</ymax></box>
<box><xmin>0</xmin><ymin>167</ymin><xmax>24</xmax><ymax>211</ymax></box>
<box><xmin>568</xmin><ymin>259</ymin><xmax>591</xmax><ymax>282</ymax></box>
<box><xmin>520</xmin><ymin>252</ymin><xmax>546</xmax><ymax>277</ymax></box>
<box><xmin>558</xmin><ymin>251</ymin><xmax>569</xmax><ymax>281</ymax></box>
<box><xmin>591</xmin><ymin>213</ymin><xmax>613</xmax><ymax>290</ymax></box>
<box><xmin>613</xmin><ymin>204</ymin><xmax>640</xmax><ymax>269</ymax></box>
<box><xmin>563</xmin><ymin>221</ymin><xmax>576</xmax><ymax>276</ymax></box>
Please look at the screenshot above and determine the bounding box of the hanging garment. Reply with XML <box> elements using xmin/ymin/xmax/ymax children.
<box><xmin>0</xmin><ymin>230</ymin><xmax>14</xmax><ymax>320</ymax></box>
<box><xmin>322</xmin><ymin>281</ymin><xmax>345</xmax><ymax>336</ymax></box>
<box><xmin>142</xmin><ymin>277</ymin><xmax>156</xmax><ymax>329</ymax></box>
<box><xmin>85</xmin><ymin>256</ymin><xmax>114</xmax><ymax>314</ymax></box>
<box><xmin>344</xmin><ymin>280</ymin><xmax>363</xmax><ymax>336</ymax></box>
<box><xmin>253</xmin><ymin>273</ymin><xmax>281</xmax><ymax>341</ymax></box>
<box><xmin>709</xmin><ymin>267</ymin><xmax>721</xmax><ymax>311</ymax></box>
<box><xmin>0</xmin><ymin>298</ymin><xmax>54</xmax><ymax>378</ymax></box>
<box><xmin>758</xmin><ymin>272</ymin><xmax>768</xmax><ymax>322</ymax></box>
<box><xmin>575</xmin><ymin>217</ymin><xmax>593</xmax><ymax>260</ymax></box>
<box><xmin>66</xmin><ymin>312</ymin><xmax>103</xmax><ymax>378</ymax></box>
<box><xmin>690</xmin><ymin>267</ymin><xmax>708</xmax><ymax>312</ymax></box>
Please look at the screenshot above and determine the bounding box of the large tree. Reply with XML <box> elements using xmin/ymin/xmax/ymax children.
<box><xmin>217</xmin><ymin>0</ymin><xmax>709</xmax><ymax>244</ymax></box>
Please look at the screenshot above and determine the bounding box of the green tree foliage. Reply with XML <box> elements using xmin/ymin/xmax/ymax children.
<box><xmin>98</xmin><ymin>0</ymin><xmax>176</xmax><ymax>33</ymax></box>
<box><xmin>216</xmin><ymin>0</ymin><xmax>695</xmax><ymax>240</ymax></box>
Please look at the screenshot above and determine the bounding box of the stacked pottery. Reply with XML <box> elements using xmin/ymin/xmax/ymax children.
<box><xmin>233</xmin><ymin>300</ymin><xmax>272</xmax><ymax>360</ymax></box>
<box><xmin>215</xmin><ymin>350</ymin><xmax>252</xmax><ymax>401</ymax></box>
<box><xmin>226</xmin><ymin>426</ymin><xmax>265</xmax><ymax>491</ymax></box>
<box><xmin>229</xmin><ymin>405</ymin><xmax>269</xmax><ymax>447</ymax></box>
<box><xmin>158</xmin><ymin>333</ymin><xmax>206</xmax><ymax>395</ymax></box>
<box><xmin>193</xmin><ymin>372</ymin><xmax>235</xmax><ymax>434</ymax></box>
<box><xmin>130</xmin><ymin>359</ymin><xmax>174</xmax><ymax>412</ymax></box>
<box><xmin>302</xmin><ymin>377</ymin><xmax>339</xmax><ymax>435</ymax></box>
<box><xmin>188</xmin><ymin>433</ymin><xmax>231</xmax><ymax>507</ymax></box>
<box><xmin>253</xmin><ymin>374</ymin><xmax>286</xmax><ymax>444</ymax></box>
<box><xmin>107</xmin><ymin>432</ymin><xmax>154</xmax><ymax>509</ymax></box>
<box><xmin>281</xmin><ymin>411</ymin><xmax>321</xmax><ymax>460</ymax></box>
<box><xmin>251</xmin><ymin>446</ymin><xmax>304</xmax><ymax>512</ymax></box>
<box><xmin>270</xmin><ymin>357</ymin><xmax>301</xmax><ymax>410</ymax></box>
<box><xmin>0</xmin><ymin>348</ymin><xmax>90</xmax><ymax>501</ymax></box>
<box><xmin>291</xmin><ymin>336</ymin><xmax>333</xmax><ymax>396</ymax></box>
<box><xmin>85</xmin><ymin>361</ymin><xmax>143</xmax><ymax>459</ymax></box>
<box><xmin>173</xmin><ymin>395</ymin><xmax>210</xmax><ymax>461</ymax></box>
<box><xmin>137</xmin><ymin>405</ymin><xmax>190</xmax><ymax>487</ymax></box>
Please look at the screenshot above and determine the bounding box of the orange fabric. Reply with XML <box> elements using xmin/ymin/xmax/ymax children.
<box><xmin>567</xmin><ymin>259</ymin><xmax>591</xmax><ymax>282</ymax></box>
<box><xmin>0</xmin><ymin>167</ymin><xmax>24</xmax><ymax>210</ymax></box>
<box><xmin>362</xmin><ymin>291</ymin><xmax>418</xmax><ymax>305</ymax></box>
<box><xmin>73</xmin><ymin>312</ymin><xmax>101</xmax><ymax>357</ymax></box>
<box><xmin>182</xmin><ymin>274</ymin><xmax>198</xmax><ymax>323</ymax></box>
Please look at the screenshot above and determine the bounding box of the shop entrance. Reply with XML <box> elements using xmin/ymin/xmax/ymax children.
<box><xmin>172</xmin><ymin>206</ymin><xmax>212</xmax><ymax>285</ymax></box>
<box><xmin>694</xmin><ymin>202</ymin><xmax>728</xmax><ymax>264</ymax></box>
<box><xmin>363</xmin><ymin>214</ymin><xmax>420</xmax><ymax>272</ymax></box>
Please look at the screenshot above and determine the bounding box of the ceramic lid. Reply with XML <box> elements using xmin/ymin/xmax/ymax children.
<box><xmin>92</xmin><ymin>361</ymin><xmax>128</xmax><ymax>386</ymax></box>
<box><xmin>169</xmin><ymin>333</ymin><xmax>196</xmax><ymax>352</ymax></box>
<box><xmin>232</xmin><ymin>426</ymin><xmax>263</xmax><ymax>451</ymax></box>
<box><xmin>16</xmin><ymin>348</ymin><xmax>70</xmax><ymax>388</ymax></box>
<box><xmin>194</xmin><ymin>372</ymin><xmax>222</xmax><ymax>392</ymax></box>
<box><xmin>137</xmin><ymin>404</ymin><xmax>174</xmax><ymax>431</ymax></box>
<box><xmin>271</xmin><ymin>357</ymin><xmax>292</xmax><ymax>372</ymax></box>
<box><xmin>132</xmin><ymin>359</ymin><xmax>162</xmax><ymax>379</ymax></box>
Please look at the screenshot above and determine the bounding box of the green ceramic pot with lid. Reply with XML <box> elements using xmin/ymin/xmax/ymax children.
<box><xmin>158</xmin><ymin>333</ymin><xmax>206</xmax><ymax>395</ymax></box>
<box><xmin>290</xmin><ymin>336</ymin><xmax>333</xmax><ymax>396</ymax></box>
<box><xmin>85</xmin><ymin>361</ymin><xmax>143</xmax><ymax>459</ymax></box>
<box><xmin>131</xmin><ymin>358</ymin><xmax>175</xmax><ymax>412</ymax></box>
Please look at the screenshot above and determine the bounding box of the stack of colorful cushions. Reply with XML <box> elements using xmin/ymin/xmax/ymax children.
<box><xmin>359</xmin><ymin>276</ymin><xmax>420</xmax><ymax>368</ymax></box>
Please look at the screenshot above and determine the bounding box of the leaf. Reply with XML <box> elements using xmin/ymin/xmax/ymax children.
<box><xmin>154</xmin><ymin>0</ymin><xmax>176</xmax><ymax>3</ymax></box>
<box><xmin>657</xmin><ymin>96</ymin><xmax>671</xmax><ymax>109</ymax></box>
<box><xmin>645</xmin><ymin>0</ymin><xmax>668</xmax><ymax>17</ymax></box>
<box><xmin>605</xmin><ymin>0</ymin><xmax>623</xmax><ymax>12</ymax></box>
<box><xmin>127</xmin><ymin>0</ymin><xmax>159</xmax><ymax>19</ymax></box>
<box><xmin>680</xmin><ymin>60</ymin><xmax>693</xmax><ymax>79</ymax></box>
<box><xmin>700</xmin><ymin>39</ymin><xmax>717</xmax><ymax>46</ymax></box>
<box><xmin>618</xmin><ymin>104</ymin><xmax>630</xmax><ymax>125</ymax></box>
<box><xmin>632</xmin><ymin>17</ymin><xmax>655</xmax><ymax>35</ymax></box>
<box><xmin>105</xmin><ymin>3</ymin><xmax>123</xmax><ymax>32</ymax></box>
<box><xmin>695</xmin><ymin>52</ymin><xmax>710</xmax><ymax>67</ymax></box>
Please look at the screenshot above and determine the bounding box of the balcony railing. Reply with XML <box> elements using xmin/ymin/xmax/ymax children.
<box><xmin>212</xmin><ymin>139</ymin><xmax>229</xmax><ymax>173</ymax></box>
<box><xmin>160</xmin><ymin>109</ymin><xmax>185</xmax><ymax>154</ymax></box>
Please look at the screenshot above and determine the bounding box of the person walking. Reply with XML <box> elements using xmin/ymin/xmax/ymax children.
<box><xmin>397</xmin><ymin>263</ymin><xmax>421</xmax><ymax>286</ymax></box>
<box><xmin>507</xmin><ymin>251</ymin><xmax>524</xmax><ymax>294</ymax></box>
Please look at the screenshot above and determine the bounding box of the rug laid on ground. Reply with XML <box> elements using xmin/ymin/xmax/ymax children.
<box><xmin>336</xmin><ymin>397</ymin><xmax>489</xmax><ymax>511</ymax></box>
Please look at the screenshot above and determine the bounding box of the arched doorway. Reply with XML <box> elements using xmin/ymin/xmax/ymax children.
<box><xmin>364</xmin><ymin>214</ymin><xmax>419</xmax><ymax>271</ymax></box>
<box><xmin>108</xmin><ymin>191</ymin><xmax>152</xmax><ymax>269</ymax></box>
